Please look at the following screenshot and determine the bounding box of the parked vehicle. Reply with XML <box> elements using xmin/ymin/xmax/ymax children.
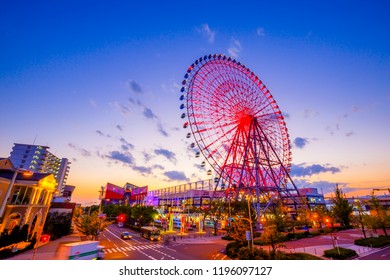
<box><xmin>55</xmin><ymin>241</ymin><xmax>105</xmax><ymax>260</ymax></box>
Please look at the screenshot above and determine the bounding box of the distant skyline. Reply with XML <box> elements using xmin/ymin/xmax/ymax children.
<box><xmin>1</xmin><ymin>1</ymin><xmax>389</xmax><ymax>204</ymax></box>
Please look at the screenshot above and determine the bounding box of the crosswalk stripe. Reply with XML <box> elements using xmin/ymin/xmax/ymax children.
<box><xmin>104</xmin><ymin>243</ymin><xmax>182</xmax><ymax>254</ymax></box>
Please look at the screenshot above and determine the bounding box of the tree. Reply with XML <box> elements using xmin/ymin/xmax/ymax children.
<box><xmin>330</xmin><ymin>185</ymin><xmax>353</xmax><ymax>227</ymax></box>
<box><xmin>266</xmin><ymin>200</ymin><xmax>291</xmax><ymax>232</ymax></box>
<box><xmin>229</xmin><ymin>219</ymin><xmax>250</xmax><ymax>244</ymax></box>
<box><xmin>73</xmin><ymin>211</ymin><xmax>113</xmax><ymax>240</ymax></box>
<box><xmin>259</xmin><ymin>224</ymin><xmax>285</xmax><ymax>259</ymax></box>
<box><xmin>204</xmin><ymin>200</ymin><xmax>227</xmax><ymax>236</ymax></box>
<box><xmin>352</xmin><ymin>200</ymin><xmax>368</xmax><ymax>239</ymax></box>
<box><xmin>366</xmin><ymin>192</ymin><xmax>389</xmax><ymax>236</ymax></box>
<box><xmin>131</xmin><ymin>205</ymin><xmax>158</xmax><ymax>228</ymax></box>
<box><xmin>312</xmin><ymin>205</ymin><xmax>328</xmax><ymax>229</ymax></box>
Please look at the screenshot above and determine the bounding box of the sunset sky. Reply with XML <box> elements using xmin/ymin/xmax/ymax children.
<box><xmin>1</xmin><ymin>1</ymin><xmax>389</xmax><ymax>204</ymax></box>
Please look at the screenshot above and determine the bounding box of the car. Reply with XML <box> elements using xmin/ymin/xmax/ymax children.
<box><xmin>121</xmin><ymin>232</ymin><xmax>132</xmax><ymax>240</ymax></box>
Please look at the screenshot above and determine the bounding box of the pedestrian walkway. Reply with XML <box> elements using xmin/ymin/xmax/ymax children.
<box><xmin>267</xmin><ymin>228</ymin><xmax>382</xmax><ymax>259</ymax></box>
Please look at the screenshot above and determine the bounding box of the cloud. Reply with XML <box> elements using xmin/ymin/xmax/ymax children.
<box><xmin>228</xmin><ymin>39</ymin><xmax>242</xmax><ymax>58</ymax></box>
<box><xmin>143</xmin><ymin>107</ymin><xmax>157</xmax><ymax>119</ymax></box>
<box><xmin>68</xmin><ymin>142</ymin><xmax>92</xmax><ymax>157</ymax></box>
<box><xmin>96</xmin><ymin>130</ymin><xmax>111</xmax><ymax>138</ymax></box>
<box><xmin>116</xmin><ymin>125</ymin><xmax>123</xmax><ymax>131</ymax></box>
<box><xmin>346</xmin><ymin>131</ymin><xmax>354</xmax><ymax>137</ymax></box>
<box><xmin>303</xmin><ymin>109</ymin><xmax>318</xmax><ymax>118</ymax></box>
<box><xmin>128</xmin><ymin>95</ymin><xmax>168</xmax><ymax>137</ymax></box>
<box><xmin>154</xmin><ymin>148</ymin><xmax>176</xmax><ymax>163</ymax></box>
<box><xmin>152</xmin><ymin>164</ymin><xmax>165</xmax><ymax>170</ymax></box>
<box><xmin>120</xmin><ymin>137</ymin><xmax>135</xmax><ymax>150</ymax></box>
<box><xmin>96</xmin><ymin>130</ymin><xmax>104</xmax><ymax>137</ymax></box>
<box><xmin>293</xmin><ymin>137</ymin><xmax>309</xmax><ymax>149</ymax></box>
<box><xmin>111</xmin><ymin>102</ymin><xmax>131</xmax><ymax>115</ymax></box>
<box><xmin>197</xmin><ymin>23</ymin><xmax>215</xmax><ymax>44</ymax></box>
<box><xmin>294</xmin><ymin>179</ymin><xmax>338</xmax><ymax>195</ymax></box>
<box><xmin>290</xmin><ymin>163</ymin><xmax>341</xmax><ymax>177</ymax></box>
<box><xmin>157</xmin><ymin>123</ymin><xmax>169</xmax><ymax>137</ymax></box>
<box><xmin>106</xmin><ymin>151</ymin><xmax>134</xmax><ymax>165</ymax></box>
<box><xmin>142</xmin><ymin>151</ymin><xmax>153</xmax><ymax>163</ymax></box>
<box><xmin>163</xmin><ymin>171</ymin><xmax>189</xmax><ymax>181</ymax></box>
<box><xmin>127</xmin><ymin>80</ymin><xmax>143</xmax><ymax>94</ymax></box>
<box><xmin>132</xmin><ymin>165</ymin><xmax>152</xmax><ymax>174</ymax></box>
<box><xmin>256</xmin><ymin>27</ymin><xmax>265</xmax><ymax>36</ymax></box>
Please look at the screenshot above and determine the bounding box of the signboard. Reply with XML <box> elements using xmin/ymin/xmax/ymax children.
<box><xmin>246</xmin><ymin>231</ymin><xmax>251</xmax><ymax>241</ymax></box>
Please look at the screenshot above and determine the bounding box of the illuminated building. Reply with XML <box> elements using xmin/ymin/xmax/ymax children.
<box><xmin>0</xmin><ymin>158</ymin><xmax>57</xmax><ymax>235</ymax></box>
<box><xmin>9</xmin><ymin>143</ymin><xmax>70</xmax><ymax>195</ymax></box>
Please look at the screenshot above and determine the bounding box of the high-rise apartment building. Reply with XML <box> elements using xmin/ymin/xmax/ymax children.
<box><xmin>9</xmin><ymin>143</ymin><xmax>71</xmax><ymax>194</ymax></box>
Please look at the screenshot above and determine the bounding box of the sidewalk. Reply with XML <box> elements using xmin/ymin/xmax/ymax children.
<box><xmin>6</xmin><ymin>230</ymin><xmax>82</xmax><ymax>260</ymax></box>
<box><xmin>272</xmin><ymin>228</ymin><xmax>381</xmax><ymax>259</ymax></box>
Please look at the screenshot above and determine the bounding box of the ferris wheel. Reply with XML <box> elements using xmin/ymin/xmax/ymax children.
<box><xmin>180</xmin><ymin>54</ymin><xmax>299</xmax><ymax>201</ymax></box>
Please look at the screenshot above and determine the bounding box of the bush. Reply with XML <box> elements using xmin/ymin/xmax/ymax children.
<box><xmin>221</xmin><ymin>235</ymin><xmax>234</xmax><ymax>241</ymax></box>
<box><xmin>285</xmin><ymin>231</ymin><xmax>312</xmax><ymax>241</ymax></box>
<box><xmin>0</xmin><ymin>248</ymin><xmax>12</xmax><ymax>260</ymax></box>
<box><xmin>354</xmin><ymin>236</ymin><xmax>390</xmax><ymax>248</ymax></box>
<box><xmin>279</xmin><ymin>252</ymin><xmax>322</xmax><ymax>260</ymax></box>
<box><xmin>225</xmin><ymin>241</ymin><xmax>240</xmax><ymax>259</ymax></box>
<box><xmin>236</xmin><ymin>246</ymin><xmax>269</xmax><ymax>260</ymax></box>
<box><xmin>324</xmin><ymin>247</ymin><xmax>357</xmax><ymax>260</ymax></box>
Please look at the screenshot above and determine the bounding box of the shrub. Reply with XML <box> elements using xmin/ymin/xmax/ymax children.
<box><xmin>279</xmin><ymin>252</ymin><xmax>322</xmax><ymax>260</ymax></box>
<box><xmin>323</xmin><ymin>247</ymin><xmax>357</xmax><ymax>260</ymax></box>
<box><xmin>221</xmin><ymin>235</ymin><xmax>234</xmax><ymax>241</ymax></box>
<box><xmin>0</xmin><ymin>248</ymin><xmax>12</xmax><ymax>260</ymax></box>
<box><xmin>285</xmin><ymin>231</ymin><xmax>312</xmax><ymax>241</ymax></box>
<box><xmin>225</xmin><ymin>241</ymin><xmax>240</xmax><ymax>259</ymax></box>
<box><xmin>236</xmin><ymin>246</ymin><xmax>269</xmax><ymax>260</ymax></box>
<box><xmin>225</xmin><ymin>241</ymin><xmax>241</xmax><ymax>259</ymax></box>
<box><xmin>354</xmin><ymin>236</ymin><xmax>390</xmax><ymax>248</ymax></box>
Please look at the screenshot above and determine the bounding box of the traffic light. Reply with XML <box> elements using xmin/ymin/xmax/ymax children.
<box><xmin>40</xmin><ymin>234</ymin><xmax>50</xmax><ymax>242</ymax></box>
<box><xmin>118</xmin><ymin>214</ymin><xmax>125</xmax><ymax>222</ymax></box>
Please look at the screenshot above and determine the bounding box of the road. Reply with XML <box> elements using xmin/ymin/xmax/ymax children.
<box><xmin>356</xmin><ymin>246</ymin><xmax>390</xmax><ymax>260</ymax></box>
<box><xmin>99</xmin><ymin>224</ymin><xmax>230</xmax><ymax>260</ymax></box>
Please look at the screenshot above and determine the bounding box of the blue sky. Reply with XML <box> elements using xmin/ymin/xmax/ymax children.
<box><xmin>1</xmin><ymin>1</ymin><xmax>389</xmax><ymax>203</ymax></box>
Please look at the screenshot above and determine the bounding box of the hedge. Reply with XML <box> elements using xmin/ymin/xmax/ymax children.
<box><xmin>354</xmin><ymin>236</ymin><xmax>390</xmax><ymax>248</ymax></box>
<box><xmin>323</xmin><ymin>247</ymin><xmax>357</xmax><ymax>260</ymax></box>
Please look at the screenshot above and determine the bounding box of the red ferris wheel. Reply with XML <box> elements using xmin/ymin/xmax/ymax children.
<box><xmin>180</xmin><ymin>54</ymin><xmax>299</xmax><ymax>202</ymax></box>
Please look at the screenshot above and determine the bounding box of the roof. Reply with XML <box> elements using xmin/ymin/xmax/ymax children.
<box><xmin>0</xmin><ymin>169</ymin><xmax>52</xmax><ymax>181</ymax></box>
